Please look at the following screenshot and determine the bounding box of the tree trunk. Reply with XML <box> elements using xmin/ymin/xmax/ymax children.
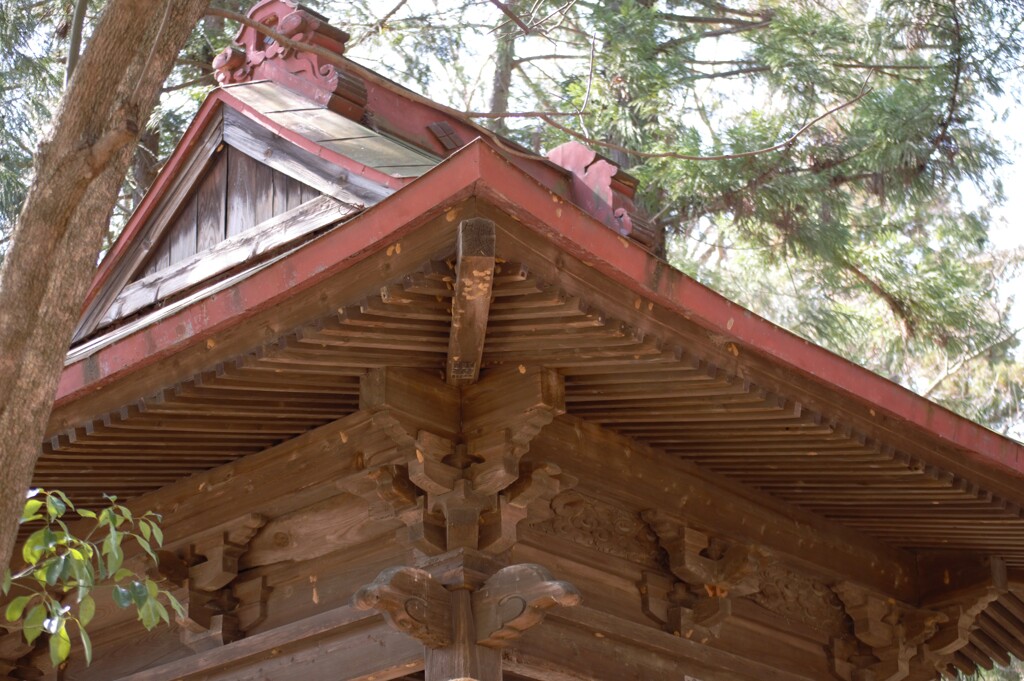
<box><xmin>0</xmin><ymin>0</ymin><xmax>210</xmax><ymax>569</ymax></box>
<box><xmin>488</xmin><ymin>5</ymin><xmax>517</xmax><ymax>138</ymax></box>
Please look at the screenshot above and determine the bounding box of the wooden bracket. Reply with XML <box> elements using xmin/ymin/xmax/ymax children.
<box><xmin>354</xmin><ymin>365</ymin><xmax>571</xmax><ymax>556</ymax></box>
<box><xmin>153</xmin><ymin>513</ymin><xmax>268</xmax><ymax>652</ymax></box>
<box><xmin>831</xmin><ymin>554</ymin><xmax>1008</xmax><ymax>680</ymax></box>
<box><xmin>352</xmin><ymin>566</ymin><xmax>453</xmax><ymax>648</ymax></box>
<box><xmin>463</xmin><ymin>365</ymin><xmax>566</xmax><ymax>495</ymax></box>
<box><xmin>831</xmin><ymin>581</ymin><xmax>947</xmax><ymax>681</ymax></box>
<box><xmin>447</xmin><ymin>218</ymin><xmax>496</xmax><ymax>385</ymax></box>
<box><xmin>473</xmin><ymin>563</ymin><xmax>581</xmax><ymax>647</ymax></box>
<box><xmin>642</xmin><ymin>510</ymin><xmax>764</xmax><ymax>641</ymax></box>
<box><xmin>187</xmin><ymin>513</ymin><xmax>267</xmax><ymax>591</ymax></box>
<box><xmin>354</xmin><ymin>559</ymin><xmax>579</xmax><ymax>681</ymax></box>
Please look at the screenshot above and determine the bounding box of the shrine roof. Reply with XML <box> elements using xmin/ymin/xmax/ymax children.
<box><xmin>41</xmin><ymin>0</ymin><xmax>1024</xmax><ymax>606</ymax></box>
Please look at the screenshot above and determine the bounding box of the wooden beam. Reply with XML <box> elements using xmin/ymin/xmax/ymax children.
<box><xmin>531</xmin><ymin>415</ymin><xmax>920</xmax><ymax>600</ymax></box>
<box><xmin>446</xmin><ymin>218</ymin><xmax>496</xmax><ymax>385</ymax></box>
<box><xmin>110</xmin><ymin>607</ymin><xmax>422</xmax><ymax>681</ymax></box>
<box><xmin>508</xmin><ymin>606</ymin><xmax>821</xmax><ymax>681</ymax></box>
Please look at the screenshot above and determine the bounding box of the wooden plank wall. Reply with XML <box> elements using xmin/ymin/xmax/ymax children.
<box><xmin>140</xmin><ymin>146</ymin><xmax>318</xmax><ymax>279</ymax></box>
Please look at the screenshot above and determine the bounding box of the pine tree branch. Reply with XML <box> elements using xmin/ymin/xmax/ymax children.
<box><xmin>64</xmin><ymin>0</ymin><xmax>89</xmax><ymax>86</ymax></box>
<box><xmin>923</xmin><ymin>327</ymin><xmax>1023</xmax><ymax>398</ymax></box>
<box><xmin>489</xmin><ymin>0</ymin><xmax>531</xmax><ymax>35</ymax></box>
<box><xmin>841</xmin><ymin>260</ymin><xmax>917</xmax><ymax>338</ymax></box>
<box><xmin>508</xmin><ymin>77</ymin><xmax>872</xmax><ymax>162</ymax></box>
<box><xmin>657</xmin><ymin>12</ymin><xmax>766</xmax><ymax>27</ymax></box>
<box><xmin>348</xmin><ymin>0</ymin><xmax>409</xmax><ymax>48</ymax></box>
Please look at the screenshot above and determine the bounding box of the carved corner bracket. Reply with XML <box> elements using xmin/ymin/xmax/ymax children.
<box><xmin>830</xmin><ymin>556</ymin><xmax>1006</xmax><ymax>681</ymax></box>
<box><xmin>351</xmin><ymin>366</ymin><xmax>574</xmax><ymax>557</ymax></box>
<box><xmin>641</xmin><ymin>510</ymin><xmax>764</xmax><ymax>642</ymax></box>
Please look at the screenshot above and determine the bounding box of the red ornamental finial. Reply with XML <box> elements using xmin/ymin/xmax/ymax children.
<box><xmin>212</xmin><ymin>1</ymin><xmax>366</xmax><ymax>119</ymax></box>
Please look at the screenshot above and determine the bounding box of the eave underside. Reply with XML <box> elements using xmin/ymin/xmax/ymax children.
<box><xmin>23</xmin><ymin>153</ymin><xmax>1024</xmax><ymax>679</ymax></box>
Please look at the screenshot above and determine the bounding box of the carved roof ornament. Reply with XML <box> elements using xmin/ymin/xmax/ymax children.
<box><xmin>212</xmin><ymin>0</ymin><xmax>367</xmax><ymax>119</ymax></box>
<box><xmin>546</xmin><ymin>141</ymin><xmax>656</xmax><ymax>247</ymax></box>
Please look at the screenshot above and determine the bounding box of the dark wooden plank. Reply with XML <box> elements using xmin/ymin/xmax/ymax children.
<box><xmin>108</xmin><ymin>607</ymin><xmax>421</xmax><ymax>681</ymax></box>
<box><xmin>509</xmin><ymin>607</ymin><xmax>823</xmax><ymax>681</ymax></box>
<box><xmin>196</xmin><ymin>146</ymin><xmax>227</xmax><ymax>251</ymax></box>
<box><xmin>99</xmin><ymin>196</ymin><xmax>357</xmax><ymax>327</ymax></box>
<box><xmin>532</xmin><ymin>415</ymin><xmax>920</xmax><ymax>600</ymax></box>
<box><xmin>167</xmin><ymin>195</ymin><xmax>197</xmax><ymax>265</ymax></box>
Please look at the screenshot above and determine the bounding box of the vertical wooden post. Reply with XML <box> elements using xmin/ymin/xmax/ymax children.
<box><xmin>424</xmin><ymin>589</ymin><xmax>502</xmax><ymax>681</ymax></box>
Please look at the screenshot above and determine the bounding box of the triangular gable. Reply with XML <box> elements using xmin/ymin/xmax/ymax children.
<box><xmin>72</xmin><ymin>89</ymin><xmax>423</xmax><ymax>344</ymax></box>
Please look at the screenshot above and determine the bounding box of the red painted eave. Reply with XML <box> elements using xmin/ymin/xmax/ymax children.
<box><xmin>58</xmin><ymin>137</ymin><xmax>1024</xmax><ymax>483</ymax></box>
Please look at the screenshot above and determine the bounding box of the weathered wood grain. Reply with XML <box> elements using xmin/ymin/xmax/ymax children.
<box><xmin>446</xmin><ymin>218</ymin><xmax>495</xmax><ymax>385</ymax></box>
<box><xmin>104</xmin><ymin>607</ymin><xmax>421</xmax><ymax>681</ymax></box>
<box><xmin>99</xmin><ymin>195</ymin><xmax>359</xmax><ymax>327</ymax></box>
<box><xmin>196</xmin><ymin>147</ymin><xmax>227</xmax><ymax>251</ymax></box>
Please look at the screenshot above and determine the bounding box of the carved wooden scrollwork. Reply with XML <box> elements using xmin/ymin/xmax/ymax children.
<box><xmin>352</xmin><ymin>566</ymin><xmax>453</xmax><ymax>648</ymax></box>
<box><xmin>532</xmin><ymin>491</ymin><xmax>660</xmax><ymax>566</ymax></box>
<box><xmin>473</xmin><ymin>563</ymin><xmax>582</xmax><ymax>647</ymax></box>
<box><xmin>211</xmin><ymin>0</ymin><xmax>367</xmax><ymax>118</ymax></box>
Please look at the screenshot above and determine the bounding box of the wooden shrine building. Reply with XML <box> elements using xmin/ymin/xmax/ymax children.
<box><xmin>5</xmin><ymin>2</ymin><xmax>1024</xmax><ymax>679</ymax></box>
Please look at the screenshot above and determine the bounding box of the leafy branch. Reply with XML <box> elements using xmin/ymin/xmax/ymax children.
<box><xmin>2</xmin><ymin>490</ymin><xmax>182</xmax><ymax>668</ymax></box>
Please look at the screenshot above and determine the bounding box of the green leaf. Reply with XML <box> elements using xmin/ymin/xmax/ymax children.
<box><xmin>53</xmin><ymin>490</ymin><xmax>73</xmax><ymax>511</ymax></box>
<box><xmin>78</xmin><ymin>595</ymin><xmax>95</xmax><ymax>627</ymax></box>
<box><xmin>22</xmin><ymin>529</ymin><xmax>47</xmax><ymax>564</ymax></box>
<box><xmin>165</xmin><ymin>590</ymin><xmax>186</xmax><ymax>619</ymax></box>
<box><xmin>151</xmin><ymin>523</ymin><xmax>163</xmax><ymax>546</ymax></box>
<box><xmin>78</xmin><ymin>621</ymin><xmax>93</xmax><ymax>666</ymax></box>
<box><xmin>44</xmin><ymin>555</ymin><xmax>65</xmax><ymax>586</ymax></box>
<box><xmin>112</xmin><ymin>585</ymin><xmax>132</xmax><ymax>609</ymax></box>
<box><xmin>113</xmin><ymin>568</ymin><xmax>134</xmax><ymax>582</ymax></box>
<box><xmin>139</xmin><ymin>521</ymin><xmax>151</xmax><ymax>541</ymax></box>
<box><xmin>48</xmin><ymin>621</ymin><xmax>71</xmax><ymax>667</ymax></box>
<box><xmin>45</xmin><ymin>494</ymin><xmax>67</xmax><ymax>520</ymax></box>
<box><xmin>76</xmin><ymin>508</ymin><xmax>97</xmax><ymax>519</ymax></box>
<box><xmin>129</xmin><ymin>580</ymin><xmax>149</xmax><ymax>608</ymax></box>
<box><xmin>5</xmin><ymin>595</ymin><xmax>32</xmax><ymax>622</ymax></box>
<box><xmin>23</xmin><ymin>604</ymin><xmax>45</xmax><ymax>644</ymax></box>
<box><xmin>21</xmin><ymin>499</ymin><xmax>43</xmax><ymax>522</ymax></box>
<box><xmin>2</xmin><ymin>569</ymin><xmax>11</xmax><ymax>596</ymax></box>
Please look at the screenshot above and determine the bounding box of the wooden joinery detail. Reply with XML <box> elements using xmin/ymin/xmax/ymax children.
<box><xmin>354</xmin><ymin>366</ymin><xmax>571</xmax><ymax>556</ymax></box>
<box><xmin>830</xmin><ymin>556</ymin><xmax>1008</xmax><ymax>681</ymax></box>
<box><xmin>831</xmin><ymin>582</ymin><xmax>945</xmax><ymax>681</ymax></box>
<box><xmin>355</xmin><ymin>559</ymin><xmax>579</xmax><ymax>681</ymax></box>
<box><xmin>446</xmin><ymin>218</ymin><xmax>496</xmax><ymax>386</ymax></box>
<box><xmin>186</xmin><ymin>513</ymin><xmax>266</xmax><ymax>591</ymax></box>
<box><xmin>352</xmin><ymin>566</ymin><xmax>453</xmax><ymax>648</ymax></box>
<box><xmin>642</xmin><ymin>510</ymin><xmax>764</xmax><ymax>641</ymax></box>
<box><xmin>154</xmin><ymin>513</ymin><xmax>268</xmax><ymax>652</ymax></box>
<box><xmin>473</xmin><ymin>563</ymin><xmax>581</xmax><ymax>647</ymax></box>
<box><xmin>462</xmin><ymin>365</ymin><xmax>566</xmax><ymax>495</ymax></box>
